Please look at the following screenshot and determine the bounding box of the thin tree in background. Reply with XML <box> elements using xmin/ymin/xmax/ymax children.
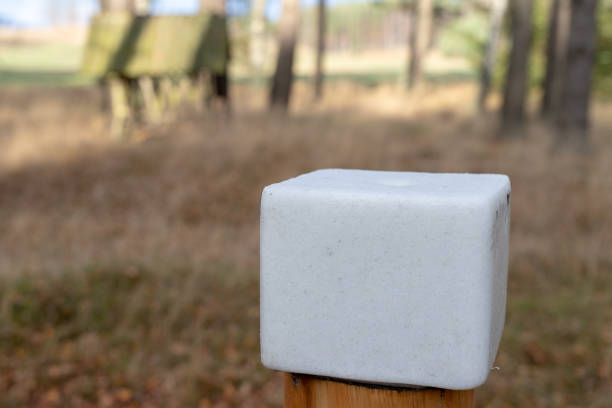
<box><xmin>270</xmin><ymin>0</ymin><xmax>300</xmax><ymax>111</ymax></box>
<box><xmin>556</xmin><ymin>0</ymin><xmax>599</xmax><ymax>149</ymax></box>
<box><xmin>200</xmin><ymin>0</ymin><xmax>225</xmax><ymax>15</ymax></box>
<box><xmin>478</xmin><ymin>0</ymin><xmax>507</xmax><ymax>111</ymax></box>
<box><xmin>131</xmin><ymin>0</ymin><xmax>149</xmax><ymax>13</ymax></box>
<box><xmin>100</xmin><ymin>0</ymin><xmax>148</xmax><ymax>14</ymax></box>
<box><xmin>501</xmin><ymin>0</ymin><xmax>533</xmax><ymax>135</ymax></box>
<box><xmin>249</xmin><ymin>0</ymin><xmax>268</xmax><ymax>73</ymax></box>
<box><xmin>313</xmin><ymin>0</ymin><xmax>326</xmax><ymax>100</ymax></box>
<box><xmin>541</xmin><ymin>0</ymin><xmax>571</xmax><ymax>117</ymax></box>
<box><xmin>200</xmin><ymin>0</ymin><xmax>230</xmax><ymax>105</ymax></box>
<box><xmin>99</xmin><ymin>0</ymin><xmax>122</xmax><ymax>12</ymax></box>
<box><xmin>407</xmin><ymin>0</ymin><xmax>433</xmax><ymax>89</ymax></box>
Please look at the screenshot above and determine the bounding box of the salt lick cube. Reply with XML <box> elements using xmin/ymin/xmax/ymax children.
<box><xmin>260</xmin><ymin>169</ymin><xmax>510</xmax><ymax>390</ymax></box>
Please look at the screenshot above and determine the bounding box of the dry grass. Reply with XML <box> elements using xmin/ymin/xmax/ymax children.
<box><xmin>0</xmin><ymin>82</ymin><xmax>611</xmax><ymax>407</ymax></box>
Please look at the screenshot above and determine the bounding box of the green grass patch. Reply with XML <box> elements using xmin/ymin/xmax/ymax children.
<box><xmin>0</xmin><ymin>70</ymin><xmax>93</xmax><ymax>87</ymax></box>
<box><xmin>0</xmin><ymin>43</ymin><xmax>93</xmax><ymax>87</ymax></box>
<box><xmin>0</xmin><ymin>44</ymin><xmax>83</xmax><ymax>72</ymax></box>
<box><xmin>232</xmin><ymin>70</ymin><xmax>477</xmax><ymax>87</ymax></box>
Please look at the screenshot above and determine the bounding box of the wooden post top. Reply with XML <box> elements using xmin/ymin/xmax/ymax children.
<box><xmin>284</xmin><ymin>373</ymin><xmax>475</xmax><ymax>408</ymax></box>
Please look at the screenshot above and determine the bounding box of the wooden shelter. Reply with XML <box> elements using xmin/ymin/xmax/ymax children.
<box><xmin>82</xmin><ymin>12</ymin><xmax>230</xmax><ymax>137</ymax></box>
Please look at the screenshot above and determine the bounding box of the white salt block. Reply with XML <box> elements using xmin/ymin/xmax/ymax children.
<box><xmin>260</xmin><ymin>169</ymin><xmax>510</xmax><ymax>390</ymax></box>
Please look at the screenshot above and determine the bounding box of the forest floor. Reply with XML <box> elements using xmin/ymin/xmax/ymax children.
<box><xmin>0</xmin><ymin>81</ymin><xmax>611</xmax><ymax>407</ymax></box>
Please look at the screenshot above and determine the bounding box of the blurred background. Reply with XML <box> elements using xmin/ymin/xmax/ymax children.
<box><xmin>0</xmin><ymin>0</ymin><xmax>611</xmax><ymax>407</ymax></box>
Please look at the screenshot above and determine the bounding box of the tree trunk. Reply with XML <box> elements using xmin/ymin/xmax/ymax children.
<box><xmin>249</xmin><ymin>0</ymin><xmax>267</xmax><ymax>72</ymax></box>
<box><xmin>200</xmin><ymin>0</ymin><xmax>230</xmax><ymax>106</ymax></box>
<box><xmin>541</xmin><ymin>0</ymin><xmax>571</xmax><ymax>117</ymax></box>
<box><xmin>478</xmin><ymin>0</ymin><xmax>508</xmax><ymax>111</ymax></box>
<box><xmin>501</xmin><ymin>0</ymin><xmax>533</xmax><ymax>135</ymax></box>
<box><xmin>407</xmin><ymin>0</ymin><xmax>433</xmax><ymax>89</ymax></box>
<box><xmin>100</xmin><ymin>0</ymin><xmax>148</xmax><ymax>14</ymax></box>
<box><xmin>100</xmin><ymin>0</ymin><xmax>125</xmax><ymax>13</ymax></box>
<box><xmin>556</xmin><ymin>0</ymin><xmax>599</xmax><ymax>149</ymax></box>
<box><xmin>200</xmin><ymin>0</ymin><xmax>225</xmax><ymax>15</ymax></box>
<box><xmin>313</xmin><ymin>0</ymin><xmax>326</xmax><ymax>101</ymax></box>
<box><xmin>270</xmin><ymin>0</ymin><xmax>300</xmax><ymax>111</ymax></box>
<box><xmin>130</xmin><ymin>0</ymin><xmax>149</xmax><ymax>14</ymax></box>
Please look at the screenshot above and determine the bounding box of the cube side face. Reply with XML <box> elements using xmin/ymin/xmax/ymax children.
<box><xmin>487</xmin><ymin>181</ymin><xmax>511</xmax><ymax>366</ymax></box>
<box><xmin>260</xmin><ymin>173</ymin><xmax>510</xmax><ymax>390</ymax></box>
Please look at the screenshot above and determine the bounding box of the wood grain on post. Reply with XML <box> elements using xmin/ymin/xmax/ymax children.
<box><xmin>284</xmin><ymin>373</ymin><xmax>475</xmax><ymax>408</ymax></box>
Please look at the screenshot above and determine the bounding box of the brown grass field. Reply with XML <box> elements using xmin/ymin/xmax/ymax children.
<box><xmin>0</xmin><ymin>81</ymin><xmax>611</xmax><ymax>407</ymax></box>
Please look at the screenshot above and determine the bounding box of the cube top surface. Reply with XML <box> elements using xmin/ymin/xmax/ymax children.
<box><xmin>265</xmin><ymin>169</ymin><xmax>509</xmax><ymax>201</ymax></box>
<box><xmin>260</xmin><ymin>169</ymin><xmax>511</xmax><ymax>390</ymax></box>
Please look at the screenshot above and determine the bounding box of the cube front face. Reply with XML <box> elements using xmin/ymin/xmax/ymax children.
<box><xmin>260</xmin><ymin>170</ymin><xmax>510</xmax><ymax>390</ymax></box>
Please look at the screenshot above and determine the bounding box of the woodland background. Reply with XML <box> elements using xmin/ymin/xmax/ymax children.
<box><xmin>0</xmin><ymin>0</ymin><xmax>611</xmax><ymax>406</ymax></box>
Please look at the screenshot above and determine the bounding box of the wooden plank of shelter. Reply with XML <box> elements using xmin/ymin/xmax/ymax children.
<box><xmin>137</xmin><ymin>76</ymin><xmax>163</xmax><ymax>123</ymax></box>
<box><xmin>108</xmin><ymin>76</ymin><xmax>131</xmax><ymax>139</ymax></box>
<box><xmin>81</xmin><ymin>13</ymin><xmax>229</xmax><ymax>78</ymax></box>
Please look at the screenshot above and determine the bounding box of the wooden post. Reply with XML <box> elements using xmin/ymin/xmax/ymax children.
<box><xmin>108</xmin><ymin>76</ymin><xmax>131</xmax><ymax>139</ymax></box>
<box><xmin>138</xmin><ymin>76</ymin><xmax>163</xmax><ymax>124</ymax></box>
<box><xmin>284</xmin><ymin>373</ymin><xmax>475</xmax><ymax>408</ymax></box>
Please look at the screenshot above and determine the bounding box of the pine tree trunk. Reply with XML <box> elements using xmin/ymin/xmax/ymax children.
<box><xmin>478</xmin><ymin>0</ymin><xmax>507</xmax><ymax>111</ymax></box>
<box><xmin>200</xmin><ymin>0</ymin><xmax>230</xmax><ymax>105</ymax></box>
<box><xmin>541</xmin><ymin>0</ymin><xmax>571</xmax><ymax>117</ymax></box>
<box><xmin>249</xmin><ymin>0</ymin><xmax>267</xmax><ymax>73</ymax></box>
<box><xmin>130</xmin><ymin>0</ymin><xmax>149</xmax><ymax>14</ymax></box>
<box><xmin>313</xmin><ymin>0</ymin><xmax>326</xmax><ymax>101</ymax></box>
<box><xmin>407</xmin><ymin>0</ymin><xmax>433</xmax><ymax>89</ymax></box>
<box><xmin>270</xmin><ymin>0</ymin><xmax>300</xmax><ymax>111</ymax></box>
<box><xmin>100</xmin><ymin>0</ymin><xmax>148</xmax><ymax>14</ymax></box>
<box><xmin>501</xmin><ymin>0</ymin><xmax>533</xmax><ymax>135</ymax></box>
<box><xmin>200</xmin><ymin>0</ymin><xmax>225</xmax><ymax>14</ymax></box>
<box><xmin>556</xmin><ymin>0</ymin><xmax>599</xmax><ymax>149</ymax></box>
<box><xmin>99</xmin><ymin>0</ymin><xmax>125</xmax><ymax>13</ymax></box>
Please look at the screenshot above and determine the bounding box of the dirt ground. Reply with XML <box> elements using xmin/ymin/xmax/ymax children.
<box><xmin>0</xmin><ymin>82</ymin><xmax>611</xmax><ymax>407</ymax></box>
